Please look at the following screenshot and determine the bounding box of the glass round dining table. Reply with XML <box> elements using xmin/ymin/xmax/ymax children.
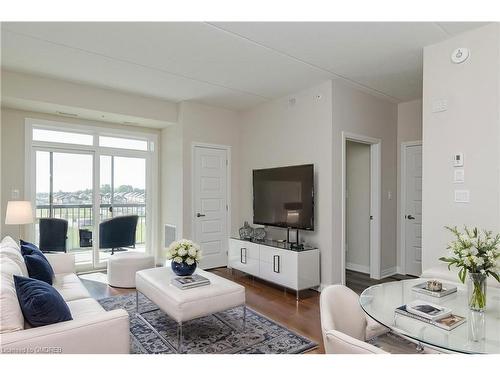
<box><xmin>359</xmin><ymin>279</ymin><xmax>500</xmax><ymax>354</ymax></box>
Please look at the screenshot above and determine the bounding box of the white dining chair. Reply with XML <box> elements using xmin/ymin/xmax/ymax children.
<box><xmin>320</xmin><ymin>284</ymin><xmax>388</xmax><ymax>354</ymax></box>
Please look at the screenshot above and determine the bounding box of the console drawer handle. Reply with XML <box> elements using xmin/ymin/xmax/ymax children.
<box><xmin>240</xmin><ymin>248</ymin><xmax>247</xmax><ymax>264</ymax></box>
<box><xmin>273</xmin><ymin>255</ymin><xmax>280</xmax><ymax>273</ymax></box>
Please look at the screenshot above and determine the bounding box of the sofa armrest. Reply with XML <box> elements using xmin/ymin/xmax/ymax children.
<box><xmin>0</xmin><ymin>309</ymin><xmax>130</xmax><ymax>354</ymax></box>
<box><xmin>44</xmin><ymin>253</ymin><xmax>75</xmax><ymax>274</ymax></box>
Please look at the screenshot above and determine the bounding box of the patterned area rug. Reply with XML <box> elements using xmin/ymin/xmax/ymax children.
<box><xmin>98</xmin><ymin>292</ymin><xmax>317</xmax><ymax>354</ymax></box>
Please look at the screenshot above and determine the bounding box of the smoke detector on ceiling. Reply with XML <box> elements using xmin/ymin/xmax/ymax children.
<box><xmin>451</xmin><ymin>48</ymin><xmax>470</xmax><ymax>64</ymax></box>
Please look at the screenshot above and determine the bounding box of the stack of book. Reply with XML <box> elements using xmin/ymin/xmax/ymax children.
<box><xmin>171</xmin><ymin>274</ymin><xmax>210</xmax><ymax>290</ymax></box>
<box><xmin>395</xmin><ymin>300</ymin><xmax>465</xmax><ymax>331</ymax></box>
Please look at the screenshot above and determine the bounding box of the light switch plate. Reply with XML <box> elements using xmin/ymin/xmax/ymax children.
<box><xmin>454</xmin><ymin>190</ymin><xmax>470</xmax><ymax>203</ymax></box>
<box><xmin>454</xmin><ymin>169</ymin><xmax>465</xmax><ymax>183</ymax></box>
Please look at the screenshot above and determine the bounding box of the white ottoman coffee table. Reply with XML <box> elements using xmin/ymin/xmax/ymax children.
<box><xmin>135</xmin><ymin>266</ymin><xmax>246</xmax><ymax>353</ymax></box>
<box><xmin>107</xmin><ymin>251</ymin><xmax>155</xmax><ymax>288</ymax></box>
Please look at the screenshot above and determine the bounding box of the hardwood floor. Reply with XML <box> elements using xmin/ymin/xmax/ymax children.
<box><xmin>80</xmin><ymin>267</ymin><xmax>417</xmax><ymax>355</ymax></box>
<box><xmin>346</xmin><ymin>269</ymin><xmax>416</xmax><ymax>295</ymax></box>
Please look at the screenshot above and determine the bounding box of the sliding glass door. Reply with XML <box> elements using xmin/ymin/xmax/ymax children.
<box><xmin>35</xmin><ymin>149</ymin><xmax>95</xmax><ymax>268</ymax></box>
<box><xmin>98</xmin><ymin>155</ymin><xmax>147</xmax><ymax>264</ymax></box>
<box><xmin>28</xmin><ymin>120</ymin><xmax>157</xmax><ymax>272</ymax></box>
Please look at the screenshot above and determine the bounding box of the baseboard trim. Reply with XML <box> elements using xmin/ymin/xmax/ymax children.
<box><xmin>381</xmin><ymin>266</ymin><xmax>398</xmax><ymax>278</ymax></box>
<box><xmin>346</xmin><ymin>262</ymin><xmax>370</xmax><ymax>274</ymax></box>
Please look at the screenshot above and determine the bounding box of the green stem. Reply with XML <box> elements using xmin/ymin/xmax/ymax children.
<box><xmin>470</xmin><ymin>280</ymin><xmax>486</xmax><ymax>309</ymax></box>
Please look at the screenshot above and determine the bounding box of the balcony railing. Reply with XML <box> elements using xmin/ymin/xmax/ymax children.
<box><xmin>35</xmin><ymin>203</ymin><xmax>146</xmax><ymax>251</ymax></box>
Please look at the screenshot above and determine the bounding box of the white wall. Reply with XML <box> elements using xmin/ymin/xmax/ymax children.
<box><xmin>345</xmin><ymin>141</ymin><xmax>371</xmax><ymax>272</ymax></box>
<box><xmin>160</xmin><ymin>123</ymin><xmax>184</xmax><ymax>249</ymax></box>
<box><xmin>158</xmin><ymin>101</ymin><xmax>241</xmax><ymax>267</ymax></box>
<box><xmin>332</xmin><ymin>80</ymin><xmax>398</xmax><ymax>280</ymax></box>
<box><xmin>396</xmin><ymin>99</ymin><xmax>422</xmax><ymax>271</ymax></box>
<box><xmin>239</xmin><ymin>81</ymin><xmax>334</xmax><ymax>285</ymax></box>
<box><xmin>422</xmin><ymin>23</ymin><xmax>500</xmax><ymax>271</ymax></box>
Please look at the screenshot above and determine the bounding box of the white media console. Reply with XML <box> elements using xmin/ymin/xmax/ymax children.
<box><xmin>228</xmin><ymin>237</ymin><xmax>320</xmax><ymax>299</ymax></box>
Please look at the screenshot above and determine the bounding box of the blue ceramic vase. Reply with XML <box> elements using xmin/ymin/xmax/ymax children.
<box><xmin>171</xmin><ymin>260</ymin><xmax>197</xmax><ymax>276</ymax></box>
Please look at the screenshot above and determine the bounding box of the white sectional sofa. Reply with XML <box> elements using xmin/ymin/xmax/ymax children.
<box><xmin>0</xmin><ymin>236</ymin><xmax>130</xmax><ymax>354</ymax></box>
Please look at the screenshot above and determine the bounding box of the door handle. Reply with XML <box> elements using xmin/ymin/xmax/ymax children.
<box><xmin>273</xmin><ymin>255</ymin><xmax>280</xmax><ymax>273</ymax></box>
<box><xmin>240</xmin><ymin>248</ymin><xmax>247</xmax><ymax>264</ymax></box>
<box><xmin>196</xmin><ymin>213</ymin><xmax>206</xmax><ymax>217</ymax></box>
<box><xmin>407</xmin><ymin>214</ymin><xmax>415</xmax><ymax>220</ymax></box>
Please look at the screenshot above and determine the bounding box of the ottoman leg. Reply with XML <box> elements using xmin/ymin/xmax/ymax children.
<box><xmin>177</xmin><ymin>323</ymin><xmax>183</xmax><ymax>353</ymax></box>
<box><xmin>136</xmin><ymin>290</ymin><xmax>139</xmax><ymax>313</ymax></box>
<box><xmin>243</xmin><ymin>305</ymin><xmax>247</xmax><ymax>331</ymax></box>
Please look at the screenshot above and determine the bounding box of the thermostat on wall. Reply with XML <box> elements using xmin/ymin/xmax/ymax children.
<box><xmin>453</xmin><ymin>153</ymin><xmax>464</xmax><ymax>167</ymax></box>
<box><xmin>451</xmin><ymin>48</ymin><xmax>470</xmax><ymax>64</ymax></box>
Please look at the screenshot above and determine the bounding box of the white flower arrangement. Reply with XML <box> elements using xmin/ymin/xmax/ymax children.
<box><xmin>165</xmin><ymin>239</ymin><xmax>202</xmax><ymax>265</ymax></box>
<box><xmin>440</xmin><ymin>226</ymin><xmax>500</xmax><ymax>283</ymax></box>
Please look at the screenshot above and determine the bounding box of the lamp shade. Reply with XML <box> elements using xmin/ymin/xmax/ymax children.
<box><xmin>5</xmin><ymin>201</ymin><xmax>34</xmax><ymax>225</ymax></box>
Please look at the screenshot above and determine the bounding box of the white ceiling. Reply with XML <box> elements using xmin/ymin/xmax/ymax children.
<box><xmin>1</xmin><ymin>22</ymin><xmax>488</xmax><ymax>110</ymax></box>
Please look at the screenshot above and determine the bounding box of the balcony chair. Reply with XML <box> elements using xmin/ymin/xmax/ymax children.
<box><xmin>39</xmin><ymin>218</ymin><xmax>68</xmax><ymax>253</ymax></box>
<box><xmin>320</xmin><ymin>284</ymin><xmax>388</xmax><ymax>354</ymax></box>
<box><xmin>99</xmin><ymin>215</ymin><xmax>138</xmax><ymax>255</ymax></box>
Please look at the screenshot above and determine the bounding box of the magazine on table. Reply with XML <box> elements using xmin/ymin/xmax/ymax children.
<box><xmin>412</xmin><ymin>282</ymin><xmax>457</xmax><ymax>298</ymax></box>
<box><xmin>395</xmin><ymin>304</ymin><xmax>466</xmax><ymax>331</ymax></box>
<box><xmin>171</xmin><ymin>274</ymin><xmax>211</xmax><ymax>289</ymax></box>
<box><xmin>406</xmin><ymin>300</ymin><xmax>452</xmax><ymax>321</ymax></box>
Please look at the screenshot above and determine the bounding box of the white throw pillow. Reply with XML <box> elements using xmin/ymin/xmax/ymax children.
<box><xmin>0</xmin><ymin>258</ymin><xmax>25</xmax><ymax>333</ymax></box>
<box><xmin>0</xmin><ymin>241</ymin><xmax>28</xmax><ymax>277</ymax></box>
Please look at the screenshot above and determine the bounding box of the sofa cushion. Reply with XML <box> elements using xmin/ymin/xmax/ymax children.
<box><xmin>24</xmin><ymin>254</ymin><xmax>55</xmax><ymax>285</ymax></box>
<box><xmin>1</xmin><ymin>236</ymin><xmax>20</xmax><ymax>251</ymax></box>
<box><xmin>14</xmin><ymin>275</ymin><xmax>72</xmax><ymax>328</ymax></box>
<box><xmin>0</xmin><ymin>246</ymin><xmax>28</xmax><ymax>277</ymax></box>
<box><xmin>52</xmin><ymin>273</ymin><xmax>91</xmax><ymax>302</ymax></box>
<box><xmin>66</xmin><ymin>298</ymin><xmax>105</xmax><ymax>319</ymax></box>
<box><xmin>0</xmin><ymin>258</ymin><xmax>25</xmax><ymax>333</ymax></box>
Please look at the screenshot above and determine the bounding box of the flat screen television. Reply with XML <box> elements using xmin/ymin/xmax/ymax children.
<box><xmin>253</xmin><ymin>164</ymin><xmax>314</xmax><ymax>231</ymax></box>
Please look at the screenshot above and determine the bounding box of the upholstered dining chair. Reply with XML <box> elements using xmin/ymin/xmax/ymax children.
<box><xmin>320</xmin><ymin>284</ymin><xmax>388</xmax><ymax>354</ymax></box>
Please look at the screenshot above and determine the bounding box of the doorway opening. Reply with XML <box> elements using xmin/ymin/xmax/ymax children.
<box><xmin>341</xmin><ymin>132</ymin><xmax>381</xmax><ymax>287</ymax></box>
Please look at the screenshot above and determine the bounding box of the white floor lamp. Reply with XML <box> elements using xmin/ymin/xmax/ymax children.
<box><xmin>5</xmin><ymin>200</ymin><xmax>34</xmax><ymax>241</ymax></box>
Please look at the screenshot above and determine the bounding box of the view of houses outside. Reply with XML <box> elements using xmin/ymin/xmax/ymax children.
<box><xmin>35</xmin><ymin>151</ymin><xmax>147</xmax><ymax>261</ymax></box>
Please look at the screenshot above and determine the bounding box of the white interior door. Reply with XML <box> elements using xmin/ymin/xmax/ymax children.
<box><xmin>193</xmin><ymin>145</ymin><xmax>228</xmax><ymax>269</ymax></box>
<box><xmin>404</xmin><ymin>144</ymin><xmax>423</xmax><ymax>276</ymax></box>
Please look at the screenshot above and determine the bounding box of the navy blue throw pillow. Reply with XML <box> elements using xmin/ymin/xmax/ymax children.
<box><xmin>14</xmin><ymin>275</ymin><xmax>72</xmax><ymax>327</ymax></box>
<box><xmin>20</xmin><ymin>239</ymin><xmax>47</xmax><ymax>260</ymax></box>
<box><xmin>24</xmin><ymin>254</ymin><xmax>55</xmax><ymax>285</ymax></box>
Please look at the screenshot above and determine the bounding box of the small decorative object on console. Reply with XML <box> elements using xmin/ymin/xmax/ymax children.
<box><xmin>239</xmin><ymin>221</ymin><xmax>254</xmax><ymax>240</ymax></box>
<box><xmin>440</xmin><ymin>226</ymin><xmax>500</xmax><ymax>312</ymax></box>
<box><xmin>165</xmin><ymin>239</ymin><xmax>202</xmax><ymax>276</ymax></box>
<box><xmin>252</xmin><ymin>227</ymin><xmax>266</xmax><ymax>241</ymax></box>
